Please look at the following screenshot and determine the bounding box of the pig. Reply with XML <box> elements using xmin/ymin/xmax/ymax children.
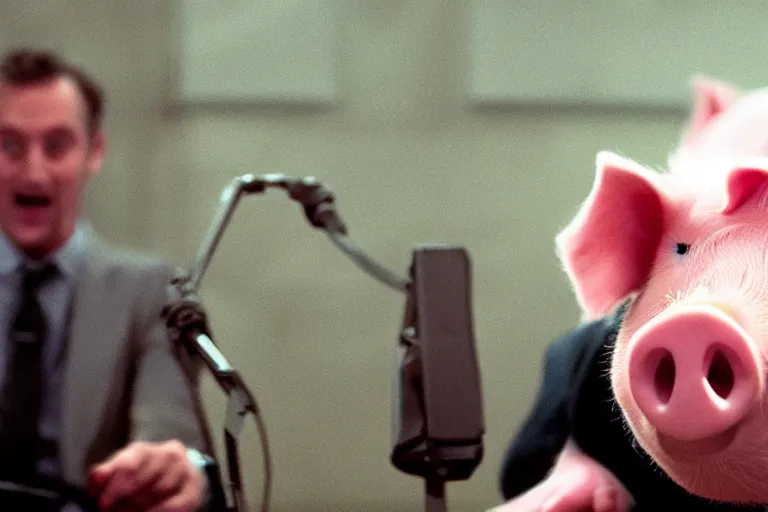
<box><xmin>557</xmin><ymin>77</ymin><xmax>768</xmax><ymax>505</ymax></box>
<box><xmin>494</xmin><ymin>76</ymin><xmax>768</xmax><ymax>512</ymax></box>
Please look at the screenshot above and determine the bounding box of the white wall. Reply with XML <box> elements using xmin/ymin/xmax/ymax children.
<box><xmin>1</xmin><ymin>1</ymin><xmax>694</xmax><ymax>510</ymax></box>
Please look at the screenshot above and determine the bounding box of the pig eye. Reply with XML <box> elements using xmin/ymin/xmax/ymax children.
<box><xmin>675</xmin><ymin>243</ymin><xmax>690</xmax><ymax>255</ymax></box>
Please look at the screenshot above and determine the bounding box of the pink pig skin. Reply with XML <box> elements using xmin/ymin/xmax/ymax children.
<box><xmin>556</xmin><ymin>79</ymin><xmax>768</xmax><ymax>504</ymax></box>
<box><xmin>679</xmin><ymin>76</ymin><xmax>740</xmax><ymax>148</ymax></box>
<box><xmin>676</xmin><ymin>76</ymin><xmax>768</xmax><ymax>161</ymax></box>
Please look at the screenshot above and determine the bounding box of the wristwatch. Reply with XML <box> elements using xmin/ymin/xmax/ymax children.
<box><xmin>187</xmin><ymin>448</ymin><xmax>228</xmax><ymax>511</ymax></box>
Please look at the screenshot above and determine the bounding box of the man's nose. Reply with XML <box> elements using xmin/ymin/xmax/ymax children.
<box><xmin>21</xmin><ymin>146</ymin><xmax>48</xmax><ymax>179</ymax></box>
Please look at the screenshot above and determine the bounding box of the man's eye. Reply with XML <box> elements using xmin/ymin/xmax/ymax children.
<box><xmin>44</xmin><ymin>135</ymin><xmax>73</xmax><ymax>158</ymax></box>
<box><xmin>0</xmin><ymin>135</ymin><xmax>24</xmax><ymax>158</ymax></box>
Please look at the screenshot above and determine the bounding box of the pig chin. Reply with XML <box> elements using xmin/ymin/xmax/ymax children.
<box><xmin>618</xmin><ymin>394</ymin><xmax>768</xmax><ymax>504</ymax></box>
<box><xmin>612</xmin><ymin>306</ymin><xmax>768</xmax><ymax>504</ymax></box>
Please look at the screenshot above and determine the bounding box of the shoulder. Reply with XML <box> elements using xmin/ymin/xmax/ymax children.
<box><xmin>88</xmin><ymin>235</ymin><xmax>177</xmax><ymax>282</ymax></box>
<box><xmin>83</xmin><ymin>235</ymin><xmax>181</xmax><ymax>314</ymax></box>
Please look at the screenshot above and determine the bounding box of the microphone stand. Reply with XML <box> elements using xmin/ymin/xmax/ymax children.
<box><xmin>164</xmin><ymin>173</ymin><xmax>482</xmax><ymax>512</ymax></box>
<box><xmin>164</xmin><ymin>279</ymin><xmax>259</xmax><ymax>512</ymax></box>
<box><xmin>163</xmin><ymin>173</ymin><xmax>399</xmax><ymax>512</ymax></box>
<box><xmin>164</xmin><ymin>175</ymin><xmax>274</xmax><ymax>512</ymax></box>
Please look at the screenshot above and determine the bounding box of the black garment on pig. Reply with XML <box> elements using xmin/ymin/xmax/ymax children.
<box><xmin>499</xmin><ymin>302</ymin><xmax>765</xmax><ymax>511</ymax></box>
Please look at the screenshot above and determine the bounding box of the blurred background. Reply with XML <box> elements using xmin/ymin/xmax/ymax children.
<box><xmin>2</xmin><ymin>1</ymin><xmax>767</xmax><ymax>510</ymax></box>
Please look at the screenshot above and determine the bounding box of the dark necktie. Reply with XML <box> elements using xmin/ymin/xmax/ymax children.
<box><xmin>0</xmin><ymin>264</ymin><xmax>56</xmax><ymax>478</ymax></box>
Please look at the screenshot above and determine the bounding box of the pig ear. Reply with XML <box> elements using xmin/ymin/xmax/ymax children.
<box><xmin>556</xmin><ymin>152</ymin><xmax>669</xmax><ymax>319</ymax></box>
<box><xmin>682</xmin><ymin>76</ymin><xmax>740</xmax><ymax>145</ymax></box>
<box><xmin>722</xmin><ymin>161</ymin><xmax>768</xmax><ymax>214</ymax></box>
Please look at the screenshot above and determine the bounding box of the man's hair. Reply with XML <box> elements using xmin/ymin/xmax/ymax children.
<box><xmin>0</xmin><ymin>49</ymin><xmax>104</xmax><ymax>135</ymax></box>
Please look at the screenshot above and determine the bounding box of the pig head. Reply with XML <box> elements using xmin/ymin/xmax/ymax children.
<box><xmin>556</xmin><ymin>79</ymin><xmax>768</xmax><ymax>504</ymax></box>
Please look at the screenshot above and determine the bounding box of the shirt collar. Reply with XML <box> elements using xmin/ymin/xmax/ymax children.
<box><xmin>0</xmin><ymin>217</ymin><xmax>90</xmax><ymax>279</ymax></box>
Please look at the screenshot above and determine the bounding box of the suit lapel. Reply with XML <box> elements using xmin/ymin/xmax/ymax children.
<box><xmin>60</xmin><ymin>235</ymin><xmax>125</xmax><ymax>483</ymax></box>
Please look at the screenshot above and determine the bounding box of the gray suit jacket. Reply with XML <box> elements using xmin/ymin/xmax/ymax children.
<box><xmin>58</xmin><ymin>232</ymin><xmax>214</xmax><ymax>486</ymax></box>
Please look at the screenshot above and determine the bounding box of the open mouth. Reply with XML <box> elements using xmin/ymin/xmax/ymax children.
<box><xmin>14</xmin><ymin>193</ymin><xmax>51</xmax><ymax>208</ymax></box>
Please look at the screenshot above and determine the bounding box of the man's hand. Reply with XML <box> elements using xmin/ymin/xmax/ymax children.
<box><xmin>87</xmin><ymin>440</ymin><xmax>205</xmax><ymax>512</ymax></box>
<box><xmin>487</xmin><ymin>440</ymin><xmax>634</xmax><ymax>512</ymax></box>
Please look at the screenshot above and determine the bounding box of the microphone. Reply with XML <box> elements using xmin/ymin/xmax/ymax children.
<box><xmin>165</xmin><ymin>172</ymin><xmax>484</xmax><ymax>512</ymax></box>
<box><xmin>392</xmin><ymin>245</ymin><xmax>485</xmax><ymax>512</ymax></box>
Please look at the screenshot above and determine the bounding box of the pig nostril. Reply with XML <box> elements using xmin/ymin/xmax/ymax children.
<box><xmin>707</xmin><ymin>349</ymin><xmax>735</xmax><ymax>400</ymax></box>
<box><xmin>653</xmin><ymin>350</ymin><xmax>676</xmax><ymax>405</ymax></box>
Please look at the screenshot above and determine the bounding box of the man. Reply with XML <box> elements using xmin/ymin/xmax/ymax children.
<box><xmin>0</xmin><ymin>48</ymin><xmax>224</xmax><ymax>511</ymax></box>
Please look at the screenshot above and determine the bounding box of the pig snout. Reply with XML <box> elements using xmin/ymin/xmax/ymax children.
<box><xmin>627</xmin><ymin>304</ymin><xmax>762</xmax><ymax>442</ymax></box>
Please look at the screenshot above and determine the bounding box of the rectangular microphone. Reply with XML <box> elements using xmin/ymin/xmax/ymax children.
<box><xmin>392</xmin><ymin>245</ymin><xmax>485</xmax><ymax>482</ymax></box>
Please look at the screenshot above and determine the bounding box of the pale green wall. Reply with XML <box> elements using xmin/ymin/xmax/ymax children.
<box><xmin>0</xmin><ymin>2</ymin><xmax>692</xmax><ymax>510</ymax></box>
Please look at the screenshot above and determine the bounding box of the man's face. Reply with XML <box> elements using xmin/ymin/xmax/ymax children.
<box><xmin>0</xmin><ymin>76</ymin><xmax>104</xmax><ymax>258</ymax></box>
